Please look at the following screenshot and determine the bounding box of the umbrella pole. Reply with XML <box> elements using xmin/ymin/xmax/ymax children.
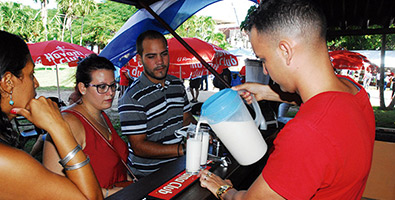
<box><xmin>56</xmin><ymin>65</ymin><xmax>61</xmax><ymax>100</ymax></box>
<box><xmin>138</xmin><ymin>1</ymin><xmax>230</xmax><ymax>88</ymax></box>
<box><xmin>179</xmin><ymin>66</ymin><xmax>182</xmax><ymax>80</ymax></box>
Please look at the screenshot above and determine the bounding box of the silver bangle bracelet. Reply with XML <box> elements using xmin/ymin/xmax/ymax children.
<box><xmin>64</xmin><ymin>156</ymin><xmax>90</xmax><ymax>171</ymax></box>
<box><xmin>59</xmin><ymin>144</ymin><xmax>82</xmax><ymax>167</ymax></box>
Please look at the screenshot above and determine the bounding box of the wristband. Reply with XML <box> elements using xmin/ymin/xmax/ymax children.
<box><xmin>216</xmin><ymin>184</ymin><xmax>233</xmax><ymax>200</ymax></box>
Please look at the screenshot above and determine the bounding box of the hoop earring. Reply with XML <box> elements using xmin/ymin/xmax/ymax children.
<box><xmin>9</xmin><ymin>91</ymin><xmax>14</xmax><ymax>106</ymax></box>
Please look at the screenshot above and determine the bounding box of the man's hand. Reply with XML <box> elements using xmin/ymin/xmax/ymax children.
<box><xmin>232</xmin><ymin>83</ymin><xmax>300</xmax><ymax>105</ymax></box>
<box><xmin>232</xmin><ymin>83</ymin><xmax>280</xmax><ymax>104</ymax></box>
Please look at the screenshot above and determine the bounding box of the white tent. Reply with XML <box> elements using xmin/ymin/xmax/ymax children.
<box><xmin>353</xmin><ymin>50</ymin><xmax>395</xmax><ymax>69</ymax></box>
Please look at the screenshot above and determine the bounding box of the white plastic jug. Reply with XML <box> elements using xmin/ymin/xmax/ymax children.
<box><xmin>199</xmin><ymin>88</ymin><xmax>267</xmax><ymax>166</ymax></box>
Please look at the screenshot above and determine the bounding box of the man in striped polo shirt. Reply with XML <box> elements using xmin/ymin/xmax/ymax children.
<box><xmin>118</xmin><ymin>30</ymin><xmax>197</xmax><ymax>178</ymax></box>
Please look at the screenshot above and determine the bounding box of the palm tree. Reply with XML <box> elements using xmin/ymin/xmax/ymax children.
<box><xmin>79</xmin><ymin>0</ymin><xmax>137</xmax><ymax>53</ymax></box>
<box><xmin>177</xmin><ymin>16</ymin><xmax>217</xmax><ymax>40</ymax></box>
<box><xmin>75</xmin><ymin>0</ymin><xmax>97</xmax><ymax>46</ymax></box>
<box><xmin>34</xmin><ymin>0</ymin><xmax>49</xmax><ymax>40</ymax></box>
<box><xmin>56</xmin><ymin>0</ymin><xmax>79</xmax><ymax>42</ymax></box>
<box><xmin>0</xmin><ymin>2</ymin><xmax>42</xmax><ymax>42</ymax></box>
<box><xmin>176</xmin><ymin>15</ymin><xmax>229</xmax><ymax>49</ymax></box>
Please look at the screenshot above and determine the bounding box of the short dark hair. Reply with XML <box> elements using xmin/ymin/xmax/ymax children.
<box><xmin>136</xmin><ymin>30</ymin><xmax>167</xmax><ymax>56</ymax></box>
<box><xmin>246</xmin><ymin>0</ymin><xmax>327</xmax><ymax>40</ymax></box>
<box><xmin>75</xmin><ymin>54</ymin><xmax>115</xmax><ymax>96</ymax></box>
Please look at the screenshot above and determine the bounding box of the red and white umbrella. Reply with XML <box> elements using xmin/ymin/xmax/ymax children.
<box><xmin>329</xmin><ymin>50</ymin><xmax>371</xmax><ymax>71</ymax></box>
<box><xmin>28</xmin><ymin>40</ymin><xmax>95</xmax><ymax>67</ymax></box>
<box><xmin>125</xmin><ymin>37</ymin><xmax>238</xmax><ymax>79</ymax></box>
<box><xmin>28</xmin><ymin>40</ymin><xmax>95</xmax><ymax>99</ymax></box>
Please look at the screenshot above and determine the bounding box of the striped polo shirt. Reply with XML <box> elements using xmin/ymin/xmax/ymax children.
<box><xmin>118</xmin><ymin>73</ymin><xmax>191</xmax><ymax>177</ymax></box>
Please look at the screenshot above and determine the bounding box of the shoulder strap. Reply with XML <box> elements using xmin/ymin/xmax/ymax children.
<box><xmin>65</xmin><ymin>109</ymin><xmax>138</xmax><ymax>182</ymax></box>
<box><xmin>338</xmin><ymin>76</ymin><xmax>361</xmax><ymax>91</ymax></box>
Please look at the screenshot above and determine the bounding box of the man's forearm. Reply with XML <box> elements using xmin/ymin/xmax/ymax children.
<box><xmin>130</xmin><ymin>139</ymin><xmax>183</xmax><ymax>158</ymax></box>
<box><xmin>233</xmin><ymin>83</ymin><xmax>300</xmax><ymax>105</ymax></box>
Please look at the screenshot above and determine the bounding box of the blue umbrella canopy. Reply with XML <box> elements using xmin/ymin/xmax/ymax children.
<box><xmin>100</xmin><ymin>0</ymin><xmax>222</xmax><ymax>67</ymax></box>
<box><xmin>101</xmin><ymin>0</ymin><xmax>259</xmax><ymax>87</ymax></box>
<box><xmin>100</xmin><ymin>0</ymin><xmax>259</xmax><ymax>68</ymax></box>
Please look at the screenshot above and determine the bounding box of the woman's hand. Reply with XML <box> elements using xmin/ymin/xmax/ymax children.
<box><xmin>11</xmin><ymin>96</ymin><xmax>67</xmax><ymax>133</ymax></box>
<box><xmin>10</xmin><ymin>96</ymin><xmax>103</xmax><ymax>199</ymax></box>
<box><xmin>199</xmin><ymin>170</ymin><xmax>233</xmax><ymax>197</ymax></box>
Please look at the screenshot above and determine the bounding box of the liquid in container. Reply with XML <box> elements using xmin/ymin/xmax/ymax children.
<box><xmin>199</xmin><ymin>88</ymin><xmax>267</xmax><ymax>166</ymax></box>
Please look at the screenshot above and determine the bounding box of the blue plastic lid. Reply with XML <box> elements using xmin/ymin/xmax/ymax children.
<box><xmin>200</xmin><ymin>88</ymin><xmax>242</xmax><ymax>124</ymax></box>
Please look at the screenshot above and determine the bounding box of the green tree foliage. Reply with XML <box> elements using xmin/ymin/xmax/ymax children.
<box><xmin>0</xmin><ymin>2</ymin><xmax>43</xmax><ymax>42</ymax></box>
<box><xmin>89</xmin><ymin>1</ymin><xmax>136</xmax><ymax>49</ymax></box>
<box><xmin>75</xmin><ymin>0</ymin><xmax>97</xmax><ymax>45</ymax></box>
<box><xmin>175</xmin><ymin>15</ymin><xmax>229</xmax><ymax>49</ymax></box>
<box><xmin>327</xmin><ymin>25</ymin><xmax>395</xmax><ymax>51</ymax></box>
<box><xmin>34</xmin><ymin>0</ymin><xmax>50</xmax><ymax>40</ymax></box>
<box><xmin>176</xmin><ymin>15</ymin><xmax>215</xmax><ymax>38</ymax></box>
<box><xmin>56</xmin><ymin>0</ymin><xmax>100</xmax><ymax>43</ymax></box>
<box><xmin>2</xmin><ymin>1</ymin><xmax>226</xmax><ymax>52</ymax></box>
<box><xmin>65</xmin><ymin>1</ymin><xmax>137</xmax><ymax>50</ymax></box>
<box><xmin>240</xmin><ymin>6</ymin><xmax>395</xmax><ymax>51</ymax></box>
<box><xmin>327</xmin><ymin>34</ymin><xmax>395</xmax><ymax>50</ymax></box>
<box><xmin>0</xmin><ymin>1</ymin><xmax>136</xmax><ymax>51</ymax></box>
<box><xmin>328</xmin><ymin>35</ymin><xmax>381</xmax><ymax>50</ymax></box>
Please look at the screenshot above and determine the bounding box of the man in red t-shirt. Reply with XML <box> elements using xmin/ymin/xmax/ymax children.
<box><xmin>199</xmin><ymin>0</ymin><xmax>375</xmax><ymax>199</ymax></box>
<box><xmin>119</xmin><ymin>65</ymin><xmax>135</xmax><ymax>97</ymax></box>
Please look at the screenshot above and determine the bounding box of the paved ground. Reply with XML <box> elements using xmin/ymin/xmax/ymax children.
<box><xmin>37</xmin><ymin>82</ymin><xmax>392</xmax><ymax>124</ymax></box>
<box><xmin>36</xmin><ymin>87</ymin><xmax>393</xmax><ymax>107</ymax></box>
<box><xmin>184</xmin><ymin>86</ymin><xmax>395</xmax><ymax>108</ymax></box>
<box><xmin>365</xmin><ymin>87</ymin><xmax>394</xmax><ymax>107</ymax></box>
<box><xmin>36</xmin><ymin>84</ymin><xmax>394</xmax><ymax>116</ymax></box>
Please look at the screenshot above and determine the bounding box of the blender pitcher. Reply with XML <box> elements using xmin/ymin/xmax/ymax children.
<box><xmin>199</xmin><ymin>88</ymin><xmax>267</xmax><ymax>166</ymax></box>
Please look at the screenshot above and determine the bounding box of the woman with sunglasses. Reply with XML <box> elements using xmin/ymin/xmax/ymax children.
<box><xmin>43</xmin><ymin>54</ymin><xmax>131</xmax><ymax>198</ymax></box>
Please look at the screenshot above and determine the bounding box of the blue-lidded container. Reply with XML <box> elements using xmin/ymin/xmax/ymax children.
<box><xmin>200</xmin><ymin>89</ymin><xmax>243</xmax><ymax>124</ymax></box>
<box><xmin>200</xmin><ymin>88</ymin><xmax>253</xmax><ymax>124</ymax></box>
